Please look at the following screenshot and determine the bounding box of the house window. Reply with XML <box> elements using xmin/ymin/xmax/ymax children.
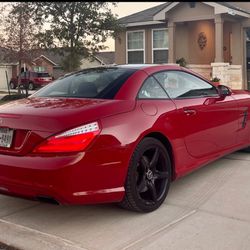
<box><xmin>152</xmin><ymin>29</ymin><xmax>168</xmax><ymax>64</ymax></box>
<box><xmin>127</xmin><ymin>30</ymin><xmax>145</xmax><ymax>64</ymax></box>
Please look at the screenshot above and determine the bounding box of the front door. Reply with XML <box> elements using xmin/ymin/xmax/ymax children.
<box><xmin>154</xmin><ymin>70</ymin><xmax>239</xmax><ymax>158</ymax></box>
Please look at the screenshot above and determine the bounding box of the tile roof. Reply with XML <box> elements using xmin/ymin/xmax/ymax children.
<box><xmin>118</xmin><ymin>2</ymin><xmax>250</xmax><ymax>25</ymax></box>
<box><xmin>31</xmin><ymin>48</ymin><xmax>65</xmax><ymax>65</ymax></box>
<box><xmin>218</xmin><ymin>2</ymin><xmax>250</xmax><ymax>15</ymax></box>
<box><xmin>118</xmin><ymin>2</ymin><xmax>171</xmax><ymax>24</ymax></box>
<box><xmin>94</xmin><ymin>51</ymin><xmax>115</xmax><ymax>65</ymax></box>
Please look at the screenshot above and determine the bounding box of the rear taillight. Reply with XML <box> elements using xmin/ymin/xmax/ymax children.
<box><xmin>33</xmin><ymin>122</ymin><xmax>101</xmax><ymax>153</ymax></box>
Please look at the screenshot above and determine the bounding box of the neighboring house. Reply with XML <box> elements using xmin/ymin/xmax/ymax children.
<box><xmin>115</xmin><ymin>2</ymin><xmax>250</xmax><ymax>90</ymax></box>
<box><xmin>95</xmin><ymin>51</ymin><xmax>116</xmax><ymax>65</ymax></box>
<box><xmin>30</xmin><ymin>49</ymin><xmax>115</xmax><ymax>79</ymax></box>
<box><xmin>0</xmin><ymin>47</ymin><xmax>17</xmax><ymax>89</ymax></box>
<box><xmin>0</xmin><ymin>64</ymin><xmax>15</xmax><ymax>89</ymax></box>
<box><xmin>0</xmin><ymin>48</ymin><xmax>115</xmax><ymax>89</ymax></box>
<box><xmin>80</xmin><ymin>52</ymin><xmax>115</xmax><ymax>69</ymax></box>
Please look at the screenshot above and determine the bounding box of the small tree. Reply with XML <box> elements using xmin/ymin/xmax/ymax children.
<box><xmin>35</xmin><ymin>2</ymin><xmax>122</xmax><ymax>72</ymax></box>
<box><xmin>2</xmin><ymin>2</ymin><xmax>42</xmax><ymax>94</ymax></box>
<box><xmin>0</xmin><ymin>3</ymin><xmax>5</xmax><ymax>44</ymax></box>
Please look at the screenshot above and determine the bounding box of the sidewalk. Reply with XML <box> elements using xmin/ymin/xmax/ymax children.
<box><xmin>0</xmin><ymin>151</ymin><xmax>250</xmax><ymax>250</ymax></box>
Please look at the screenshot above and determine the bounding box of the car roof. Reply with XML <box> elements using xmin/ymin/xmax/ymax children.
<box><xmin>114</xmin><ymin>64</ymin><xmax>182</xmax><ymax>70</ymax></box>
<box><xmin>58</xmin><ymin>64</ymin><xmax>183</xmax><ymax>79</ymax></box>
<box><xmin>116</xmin><ymin>64</ymin><xmax>187</xmax><ymax>75</ymax></box>
<box><xmin>73</xmin><ymin>64</ymin><xmax>183</xmax><ymax>72</ymax></box>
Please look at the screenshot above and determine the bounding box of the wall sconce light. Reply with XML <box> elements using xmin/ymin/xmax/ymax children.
<box><xmin>198</xmin><ymin>32</ymin><xmax>207</xmax><ymax>50</ymax></box>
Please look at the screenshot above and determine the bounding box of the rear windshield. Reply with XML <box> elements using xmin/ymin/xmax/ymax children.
<box><xmin>37</xmin><ymin>72</ymin><xmax>50</xmax><ymax>77</ymax></box>
<box><xmin>33</xmin><ymin>67</ymin><xmax>136</xmax><ymax>99</ymax></box>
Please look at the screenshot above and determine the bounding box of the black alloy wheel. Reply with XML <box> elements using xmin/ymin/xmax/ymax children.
<box><xmin>120</xmin><ymin>137</ymin><xmax>171</xmax><ymax>212</ymax></box>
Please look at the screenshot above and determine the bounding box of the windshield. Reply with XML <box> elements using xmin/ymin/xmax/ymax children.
<box><xmin>33</xmin><ymin>67</ymin><xmax>136</xmax><ymax>99</ymax></box>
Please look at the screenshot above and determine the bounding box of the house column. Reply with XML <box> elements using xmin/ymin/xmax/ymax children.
<box><xmin>168</xmin><ymin>21</ymin><xmax>176</xmax><ymax>63</ymax></box>
<box><xmin>214</xmin><ymin>15</ymin><xmax>224</xmax><ymax>62</ymax></box>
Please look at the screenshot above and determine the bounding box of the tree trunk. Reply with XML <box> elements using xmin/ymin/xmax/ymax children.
<box><xmin>69</xmin><ymin>3</ymin><xmax>75</xmax><ymax>72</ymax></box>
<box><xmin>17</xmin><ymin>59</ymin><xmax>21</xmax><ymax>94</ymax></box>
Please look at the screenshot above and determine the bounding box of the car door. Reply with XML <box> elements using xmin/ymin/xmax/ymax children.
<box><xmin>230</xmin><ymin>92</ymin><xmax>250</xmax><ymax>145</ymax></box>
<box><xmin>137</xmin><ymin>75</ymin><xmax>178</xmax><ymax>137</ymax></box>
<box><xmin>154</xmin><ymin>70</ymin><xmax>239</xmax><ymax>158</ymax></box>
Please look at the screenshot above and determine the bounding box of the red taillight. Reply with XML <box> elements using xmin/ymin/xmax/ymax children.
<box><xmin>33</xmin><ymin>122</ymin><xmax>101</xmax><ymax>153</ymax></box>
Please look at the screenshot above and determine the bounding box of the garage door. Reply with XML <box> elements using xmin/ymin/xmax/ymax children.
<box><xmin>0</xmin><ymin>66</ymin><xmax>12</xmax><ymax>89</ymax></box>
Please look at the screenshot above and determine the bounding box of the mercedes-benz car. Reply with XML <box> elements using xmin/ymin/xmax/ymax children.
<box><xmin>0</xmin><ymin>64</ymin><xmax>249</xmax><ymax>212</ymax></box>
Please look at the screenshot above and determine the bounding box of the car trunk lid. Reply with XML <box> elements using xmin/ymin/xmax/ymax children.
<box><xmin>0</xmin><ymin>97</ymin><xmax>135</xmax><ymax>155</ymax></box>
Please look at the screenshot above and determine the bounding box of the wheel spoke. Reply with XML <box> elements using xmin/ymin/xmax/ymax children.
<box><xmin>147</xmin><ymin>181</ymin><xmax>157</xmax><ymax>202</ymax></box>
<box><xmin>140</xmin><ymin>155</ymin><xmax>150</xmax><ymax>171</ymax></box>
<box><xmin>154</xmin><ymin>170</ymin><xmax>169</xmax><ymax>180</ymax></box>
<box><xmin>150</xmin><ymin>148</ymin><xmax>160</xmax><ymax>171</ymax></box>
<box><xmin>137</xmin><ymin>177</ymin><xmax>147</xmax><ymax>193</ymax></box>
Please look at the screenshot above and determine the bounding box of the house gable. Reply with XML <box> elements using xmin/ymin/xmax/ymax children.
<box><xmin>119</xmin><ymin>2</ymin><xmax>250</xmax><ymax>27</ymax></box>
<box><xmin>33</xmin><ymin>55</ymin><xmax>57</xmax><ymax>66</ymax></box>
<box><xmin>118</xmin><ymin>2</ymin><xmax>171</xmax><ymax>25</ymax></box>
<box><xmin>159</xmin><ymin>2</ymin><xmax>215</xmax><ymax>23</ymax></box>
<box><xmin>154</xmin><ymin>2</ymin><xmax>250</xmax><ymax>21</ymax></box>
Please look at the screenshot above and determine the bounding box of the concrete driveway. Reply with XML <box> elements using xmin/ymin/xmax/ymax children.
<box><xmin>0</xmin><ymin>151</ymin><xmax>250</xmax><ymax>250</ymax></box>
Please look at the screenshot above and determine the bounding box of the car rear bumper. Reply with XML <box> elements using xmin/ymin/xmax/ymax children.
<box><xmin>0</xmin><ymin>148</ymin><xmax>128</xmax><ymax>205</ymax></box>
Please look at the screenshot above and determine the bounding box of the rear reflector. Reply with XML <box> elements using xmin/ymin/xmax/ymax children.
<box><xmin>33</xmin><ymin>122</ymin><xmax>100</xmax><ymax>153</ymax></box>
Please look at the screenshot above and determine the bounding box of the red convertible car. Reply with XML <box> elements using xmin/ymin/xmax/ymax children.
<box><xmin>0</xmin><ymin>64</ymin><xmax>249</xmax><ymax>212</ymax></box>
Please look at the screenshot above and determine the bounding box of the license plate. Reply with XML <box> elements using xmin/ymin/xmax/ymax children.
<box><xmin>0</xmin><ymin>128</ymin><xmax>14</xmax><ymax>148</ymax></box>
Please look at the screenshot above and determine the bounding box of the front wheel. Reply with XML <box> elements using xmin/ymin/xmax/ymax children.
<box><xmin>239</xmin><ymin>147</ymin><xmax>250</xmax><ymax>153</ymax></box>
<box><xmin>119</xmin><ymin>137</ymin><xmax>171</xmax><ymax>212</ymax></box>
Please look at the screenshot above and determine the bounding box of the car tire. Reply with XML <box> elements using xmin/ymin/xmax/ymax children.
<box><xmin>240</xmin><ymin>147</ymin><xmax>250</xmax><ymax>153</ymax></box>
<box><xmin>9</xmin><ymin>82</ymin><xmax>16</xmax><ymax>89</ymax></box>
<box><xmin>119</xmin><ymin>137</ymin><xmax>171</xmax><ymax>212</ymax></box>
<box><xmin>28</xmin><ymin>82</ymin><xmax>35</xmax><ymax>90</ymax></box>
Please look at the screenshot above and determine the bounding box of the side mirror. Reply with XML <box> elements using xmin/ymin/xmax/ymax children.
<box><xmin>217</xmin><ymin>85</ymin><xmax>232</xmax><ymax>97</ymax></box>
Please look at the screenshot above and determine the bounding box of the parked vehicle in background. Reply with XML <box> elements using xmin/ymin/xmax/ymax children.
<box><xmin>9</xmin><ymin>71</ymin><xmax>53</xmax><ymax>90</ymax></box>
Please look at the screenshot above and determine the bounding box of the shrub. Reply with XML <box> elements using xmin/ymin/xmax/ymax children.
<box><xmin>211</xmin><ymin>77</ymin><xmax>220</xmax><ymax>82</ymax></box>
<box><xmin>176</xmin><ymin>58</ymin><xmax>187</xmax><ymax>67</ymax></box>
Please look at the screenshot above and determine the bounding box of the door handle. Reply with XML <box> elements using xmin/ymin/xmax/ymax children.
<box><xmin>183</xmin><ymin>108</ymin><xmax>197</xmax><ymax>116</ymax></box>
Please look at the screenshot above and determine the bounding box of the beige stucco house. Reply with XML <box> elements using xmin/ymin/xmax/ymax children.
<box><xmin>115</xmin><ymin>2</ymin><xmax>250</xmax><ymax>90</ymax></box>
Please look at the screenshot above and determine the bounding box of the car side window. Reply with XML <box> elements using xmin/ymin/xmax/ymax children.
<box><xmin>138</xmin><ymin>76</ymin><xmax>169</xmax><ymax>99</ymax></box>
<box><xmin>154</xmin><ymin>71</ymin><xmax>218</xmax><ymax>99</ymax></box>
